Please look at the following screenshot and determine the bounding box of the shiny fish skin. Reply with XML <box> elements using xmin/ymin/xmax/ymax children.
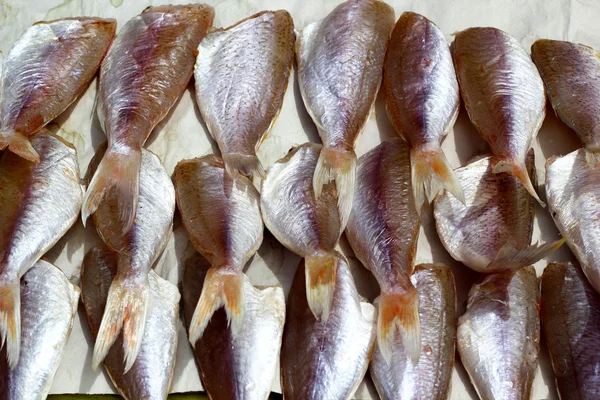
<box><xmin>0</xmin><ymin>17</ymin><xmax>115</xmax><ymax>162</ymax></box>
<box><xmin>281</xmin><ymin>255</ymin><xmax>376</xmax><ymax>400</ymax></box>
<box><xmin>0</xmin><ymin>131</ymin><xmax>83</xmax><ymax>368</ymax></box>
<box><xmin>453</xmin><ymin>27</ymin><xmax>546</xmax><ymax>205</ymax></box>
<box><xmin>458</xmin><ymin>266</ymin><xmax>540</xmax><ymax>400</ymax></box>
<box><xmin>532</xmin><ymin>39</ymin><xmax>600</xmax><ymax>161</ymax></box>
<box><xmin>345</xmin><ymin>139</ymin><xmax>421</xmax><ymax>363</ymax></box>
<box><xmin>182</xmin><ymin>254</ymin><xmax>285</xmax><ymax>400</ymax></box>
<box><xmin>0</xmin><ymin>260</ymin><xmax>79</xmax><ymax>400</ymax></box>
<box><xmin>541</xmin><ymin>262</ymin><xmax>600</xmax><ymax>400</ymax></box>
<box><xmin>81</xmin><ymin>246</ymin><xmax>180</xmax><ymax>400</ymax></box>
<box><xmin>370</xmin><ymin>263</ymin><xmax>456</xmax><ymax>400</ymax></box>
<box><xmin>82</xmin><ymin>4</ymin><xmax>214</xmax><ymax>234</ymax></box>
<box><xmin>194</xmin><ymin>10</ymin><xmax>295</xmax><ymax>178</ymax></box>
<box><xmin>383</xmin><ymin>12</ymin><xmax>464</xmax><ymax>211</ymax></box>
<box><xmin>296</xmin><ymin>0</ymin><xmax>395</xmax><ymax>229</ymax></box>
<box><xmin>174</xmin><ymin>155</ymin><xmax>263</xmax><ymax>344</ymax></box>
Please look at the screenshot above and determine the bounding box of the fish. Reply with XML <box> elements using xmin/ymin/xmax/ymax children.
<box><xmin>457</xmin><ymin>266</ymin><xmax>540</xmax><ymax>400</ymax></box>
<box><xmin>81</xmin><ymin>246</ymin><xmax>179</xmax><ymax>400</ymax></box>
<box><xmin>0</xmin><ymin>131</ymin><xmax>83</xmax><ymax>368</ymax></box>
<box><xmin>89</xmin><ymin>145</ymin><xmax>175</xmax><ymax>372</ymax></box>
<box><xmin>281</xmin><ymin>254</ymin><xmax>376</xmax><ymax>400</ymax></box>
<box><xmin>541</xmin><ymin>262</ymin><xmax>600</xmax><ymax>399</ymax></box>
<box><xmin>261</xmin><ymin>143</ymin><xmax>341</xmax><ymax>320</ymax></box>
<box><xmin>345</xmin><ymin>139</ymin><xmax>421</xmax><ymax>363</ymax></box>
<box><xmin>0</xmin><ymin>17</ymin><xmax>116</xmax><ymax>162</ymax></box>
<box><xmin>453</xmin><ymin>27</ymin><xmax>546</xmax><ymax>205</ymax></box>
<box><xmin>182</xmin><ymin>253</ymin><xmax>285</xmax><ymax>400</ymax></box>
<box><xmin>546</xmin><ymin>149</ymin><xmax>600</xmax><ymax>294</ymax></box>
<box><xmin>194</xmin><ymin>10</ymin><xmax>295</xmax><ymax>178</ymax></box>
<box><xmin>0</xmin><ymin>260</ymin><xmax>79</xmax><ymax>400</ymax></box>
<box><xmin>174</xmin><ymin>155</ymin><xmax>263</xmax><ymax>344</ymax></box>
<box><xmin>434</xmin><ymin>152</ymin><xmax>564</xmax><ymax>273</ymax></box>
<box><xmin>82</xmin><ymin>4</ymin><xmax>215</xmax><ymax>234</ymax></box>
<box><xmin>383</xmin><ymin>12</ymin><xmax>464</xmax><ymax>212</ymax></box>
<box><xmin>295</xmin><ymin>0</ymin><xmax>395</xmax><ymax>228</ymax></box>
<box><xmin>531</xmin><ymin>39</ymin><xmax>600</xmax><ymax>166</ymax></box>
<box><xmin>370</xmin><ymin>263</ymin><xmax>456</xmax><ymax>400</ymax></box>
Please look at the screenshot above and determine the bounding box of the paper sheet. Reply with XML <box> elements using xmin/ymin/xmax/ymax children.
<box><xmin>0</xmin><ymin>0</ymin><xmax>590</xmax><ymax>398</ymax></box>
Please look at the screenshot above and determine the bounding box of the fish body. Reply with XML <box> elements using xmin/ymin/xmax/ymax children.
<box><xmin>194</xmin><ymin>10</ymin><xmax>295</xmax><ymax>178</ymax></box>
<box><xmin>296</xmin><ymin>0</ymin><xmax>395</xmax><ymax>228</ymax></box>
<box><xmin>541</xmin><ymin>262</ymin><xmax>600</xmax><ymax>399</ymax></box>
<box><xmin>0</xmin><ymin>17</ymin><xmax>116</xmax><ymax>162</ymax></box>
<box><xmin>345</xmin><ymin>139</ymin><xmax>421</xmax><ymax>362</ymax></box>
<box><xmin>90</xmin><ymin>146</ymin><xmax>175</xmax><ymax>372</ymax></box>
<box><xmin>82</xmin><ymin>4</ymin><xmax>214</xmax><ymax>233</ymax></box>
<box><xmin>383</xmin><ymin>12</ymin><xmax>463</xmax><ymax>211</ymax></box>
<box><xmin>261</xmin><ymin>143</ymin><xmax>341</xmax><ymax>320</ymax></box>
<box><xmin>81</xmin><ymin>246</ymin><xmax>179</xmax><ymax>400</ymax></box>
<box><xmin>370</xmin><ymin>263</ymin><xmax>456</xmax><ymax>400</ymax></box>
<box><xmin>174</xmin><ymin>155</ymin><xmax>263</xmax><ymax>344</ymax></box>
<box><xmin>453</xmin><ymin>27</ymin><xmax>546</xmax><ymax>204</ymax></box>
<box><xmin>182</xmin><ymin>254</ymin><xmax>285</xmax><ymax>400</ymax></box>
<box><xmin>0</xmin><ymin>260</ymin><xmax>79</xmax><ymax>400</ymax></box>
<box><xmin>281</xmin><ymin>255</ymin><xmax>376</xmax><ymax>400</ymax></box>
<box><xmin>0</xmin><ymin>131</ymin><xmax>83</xmax><ymax>367</ymax></box>
<box><xmin>458</xmin><ymin>266</ymin><xmax>540</xmax><ymax>400</ymax></box>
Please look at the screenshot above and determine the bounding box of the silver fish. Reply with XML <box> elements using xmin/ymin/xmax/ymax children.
<box><xmin>0</xmin><ymin>17</ymin><xmax>116</xmax><ymax>162</ymax></box>
<box><xmin>0</xmin><ymin>131</ymin><xmax>83</xmax><ymax>367</ymax></box>
<box><xmin>458</xmin><ymin>266</ymin><xmax>540</xmax><ymax>400</ymax></box>
<box><xmin>383</xmin><ymin>12</ymin><xmax>464</xmax><ymax>211</ymax></box>
<box><xmin>81</xmin><ymin>246</ymin><xmax>180</xmax><ymax>400</ymax></box>
<box><xmin>182</xmin><ymin>253</ymin><xmax>285</xmax><ymax>400</ymax></box>
<box><xmin>194</xmin><ymin>10</ymin><xmax>295</xmax><ymax>178</ymax></box>
<box><xmin>370</xmin><ymin>263</ymin><xmax>456</xmax><ymax>400</ymax></box>
<box><xmin>296</xmin><ymin>0</ymin><xmax>395</xmax><ymax>228</ymax></box>
<box><xmin>453</xmin><ymin>27</ymin><xmax>546</xmax><ymax>205</ymax></box>
<box><xmin>0</xmin><ymin>260</ymin><xmax>79</xmax><ymax>400</ymax></box>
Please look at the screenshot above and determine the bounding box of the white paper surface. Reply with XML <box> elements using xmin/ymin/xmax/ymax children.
<box><xmin>0</xmin><ymin>0</ymin><xmax>590</xmax><ymax>398</ymax></box>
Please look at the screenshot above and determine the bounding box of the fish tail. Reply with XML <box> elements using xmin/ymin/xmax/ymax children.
<box><xmin>313</xmin><ymin>146</ymin><xmax>357</xmax><ymax>229</ymax></box>
<box><xmin>304</xmin><ymin>254</ymin><xmax>337</xmax><ymax>321</ymax></box>
<box><xmin>488</xmin><ymin>237</ymin><xmax>566</xmax><ymax>270</ymax></box>
<box><xmin>0</xmin><ymin>132</ymin><xmax>39</xmax><ymax>163</ymax></box>
<box><xmin>410</xmin><ymin>146</ymin><xmax>465</xmax><ymax>213</ymax></box>
<box><xmin>188</xmin><ymin>268</ymin><xmax>245</xmax><ymax>345</ymax></box>
<box><xmin>222</xmin><ymin>153</ymin><xmax>265</xmax><ymax>179</ymax></box>
<box><xmin>92</xmin><ymin>275</ymin><xmax>150</xmax><ymax>373</ymax></box>
<box><xmin>492</xmin><ymin>157</ymin><xmax>545</xmax><ymax>207</ymax></box>
<box><xmin>0</xmin><ymin>282</ymin><xmax>20</xmax><ymax>369</ymax></box>
<box><xmin>82</xmin><ymin>147</ymin><xmax>141</xmax><ymax>234</ymax></box>
<box><xmin>377</xmin><ymin>285</ymin><xmax>421</xmax><ymax>366</ymax></box>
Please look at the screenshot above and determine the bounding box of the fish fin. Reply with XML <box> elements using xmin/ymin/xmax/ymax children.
<box><xmin>92</xmin><ymin>276</ymin><xmax>150</xmax><ymax>373</ymax></box>
<box><xmin>222</xmin><ymin>153</ymin><xmax>265</xmax><ymax>179</ymax></box>
<box><xmin>0</xmin><ymin>283</ymin><xmax>20</xmax><ymax>369</ymax></box>
<box><xmin>487</xmin><ymin>237</ymin><xmax>566</xmax><ymax>270</ymax></box>
<box><xmin>82</xmin><ymin>147</ymin><xmax>141</xmax><ymax>234</ymax></box>
<box><xmin>305</xmin><ymin>254</ymin><xmax>337</xmax><ymax>321</ymax></box>
<box><xmin>313</xmin><ymin>147</ymin><xmax>356</xmax><ymax>229</ymax></box>
<box><xmin>410</xmin><ymin>146</ymin><xmax>465</xmax><ymax>213</ymax></box>
<box><xmin>492</xmin><ymin>158</ymin><xmax>545</xmax><ymax>207</ymax></box>
<box><xmin>0</xmin><ymin>133</ymin><xmax>39</xmax><ymax>163</ymax></box>
<box><xmin>188</xmin><ymin>269</ymin><xmax>245</xmax><ymax>345</ymax></box>
<box><xmin>378</xmin><ymin>285</ymin><xmax>420</xmax><ymax>366</ymax></box>
<box><xmin>584</xmin><ymin>149</ymin><xmax>600</xmax><ymax>168</ymax></box>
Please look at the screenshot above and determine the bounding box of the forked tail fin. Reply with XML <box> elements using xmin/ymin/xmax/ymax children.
<box><xmin>410</xmin><ymin>146</ymin><xmax>465</xmax><ymax>213</ymax></box>
<box><xmin>305</xmin><ymin>254</ymin><xmax>337</xmax><ymax>321</ymax></box>
<box><xmin>0</xmin><ymin>282</ymin><xmax>20</xmax><ymax>369</ymax></box>
<box><xmin>492</xmin><ymin>157</ymin><xmax>545</xmax><ymax>207</ymax></box>
<box><xmin>0</xmin><ymin>132</ymin><xmax>39</xmax><ymax>163</ymax></box>
<box><xmin>377</xmin><ymin>285</ymin><xmax>420</xmax><ymax>366</ymax></box>
<box><xmin>188</xmin><ymin>268</ymin><xmax>245</xmax><ymax>345</ymax></box>
<box><xmin>91</xmin><ymin>275</ymin><xmax>150</xmax><ymax>373</ymax></box>
<box><xmin>82</xmin><ymin>147</ymin><xmax>142</xmax><ymax>234</ymax></box>
<box><xmin>313</xmin><ymin>146</ymin><xmax>356</xmax><ymax>230</ymax></box>
<box><xmin>222</xmin><ymin>153</ymin><xmax>265</xmax><ymax>179</ymax></box>
<box><xmin>486</xmin><ymin>237</ymin><xmax>566</xmax><ymax>271</ymax></box>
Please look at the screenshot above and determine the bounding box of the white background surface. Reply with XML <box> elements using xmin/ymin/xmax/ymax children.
<box><xmin>0</xmin><ymin>0</ymin><xmax>590</xmax><ymax>398</ymax></box>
